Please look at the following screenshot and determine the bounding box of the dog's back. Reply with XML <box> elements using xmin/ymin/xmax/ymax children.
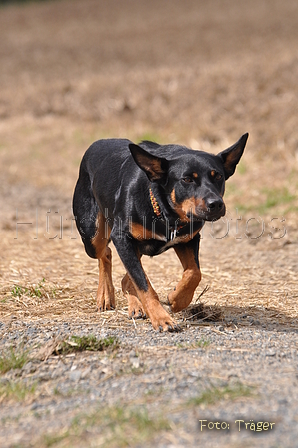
<box><xmin>73</xmin><ymin>139</ymin><xmax>131</xmax><ymax>257</ymax></box>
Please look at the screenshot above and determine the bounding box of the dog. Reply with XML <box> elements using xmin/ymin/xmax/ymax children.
<box><xmin>73</xmin><ymin>133</ymin><xmax>248</xmax><ymax>331</ymax></box>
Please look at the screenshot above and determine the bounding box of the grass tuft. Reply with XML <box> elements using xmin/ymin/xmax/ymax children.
<box><xmin>0</xmin><ymin>346</ymin><xmax>29</xmax><ymax>374</ymax></box>
<box><xmin>235</xmin><ymin>186</ymin><xmax>297</xmax><ymax>215</ymax></box>
<box><xmin>0</xmin><ymin>380</ymin><xmax>37</xmax><ymax>402</ymax></box>
<box><xmin>43</xmin><ymin>404</ymin><xmax>170</xmax><ymax>447</ymax></box>
<box><xmin>176</xmin><ymin>338</ymin><xmax>210</xmax><ymax>349</ymax></box>
<box><xmin>194</xmin><ymin>338</ymin><xmax>211</xmax><ymax>348</ymax></box>
<box><xmin>189</xmin><ymin>382</ymin><xmax>254</xmax><ymax>407</ymax></box>
<box><xmin>259</xmin><ymin>187</ymin><xmax>296</xmax><ymax>213</ymax></box>
<box><xmin>56</xmin><ymin>335</ymin><xmax>119</xmax><ymax>355</ymax></box>
<box><xmin>11</xmin><ymin>278</ymin><xmax>52</xmax><ymax>299</ymax></box>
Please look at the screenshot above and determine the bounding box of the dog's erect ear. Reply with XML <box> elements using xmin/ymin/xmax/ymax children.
<box><xmin>217</xmin><ymin>133</ymin><xmax>249</xmax><ymax>180</ymax></box>
<box><xmin>129</xmin><ymin>143</ymin><xmax>169</xmax><ymax>182</ymax></box>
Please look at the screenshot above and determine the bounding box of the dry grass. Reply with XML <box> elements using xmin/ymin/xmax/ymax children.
<box><xmin>0</xmin><ymin>0</ymin><xmax>298</xmax><ymax>334</ymax></box>
<box><xmin>1</xmin><ymin>232</ymin><xmax>297</xmax><ymax>332</ymax></box>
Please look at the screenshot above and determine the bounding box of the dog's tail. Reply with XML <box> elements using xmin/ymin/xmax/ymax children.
<box><xmin>73</xmin><ymin>154</ymin><xmax>99</xmax><ymax>259</ymax></box>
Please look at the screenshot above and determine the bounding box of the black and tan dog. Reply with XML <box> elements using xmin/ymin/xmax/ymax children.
<box><xmin>73</xmin><ymin>133</ymin><xmax>248</xmax><ymax>331</ymax></box>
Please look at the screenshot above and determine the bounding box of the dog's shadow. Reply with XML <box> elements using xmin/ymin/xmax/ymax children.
<box><xmin>177</xmin><ymin>302</ymin><xmax>298</xmax><ymax>332</ymax></box>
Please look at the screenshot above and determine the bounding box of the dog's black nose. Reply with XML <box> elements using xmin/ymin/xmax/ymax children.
<box><xmin>206</xmin><ymin>197</ymin><xmax>224</xmax><ymax>212</ymax></box>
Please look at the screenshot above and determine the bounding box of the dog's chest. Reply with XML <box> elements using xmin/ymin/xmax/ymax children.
<box><xmin>135</xmin><ymin>227</ymin><xmax>201</xmax><ymax>256</ymax></box>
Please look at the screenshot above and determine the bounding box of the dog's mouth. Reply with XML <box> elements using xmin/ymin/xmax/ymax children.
<box><xmin>171</xmin><ymin>196</ymin><xmax>226</xmax><ymax>224</ymax></box>
<box><xmin>186</xmin><ymin>205</ymin><xmax>226</xmax><ymax>222</ymax></box>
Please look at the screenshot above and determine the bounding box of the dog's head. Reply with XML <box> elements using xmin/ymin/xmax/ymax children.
<box><xmin>129</xmin><ymin>133</ymin><xmax>248</xmax><ymax>222</ymax></box>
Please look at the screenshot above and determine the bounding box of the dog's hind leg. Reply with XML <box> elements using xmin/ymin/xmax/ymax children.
<box><xmin>91</xmin><ymin>212</ymin><xmax>115</xmax><ymax>311</ymax></box>
<box><xmin>121</xmin><ymin>273</ymin><xmax>146</xmax><ymax>319</ymax></box>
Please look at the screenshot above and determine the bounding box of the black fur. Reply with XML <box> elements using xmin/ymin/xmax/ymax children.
<box><xmin>73</xmin><ymin>134</ymin><xmax>248</xmax><ymax>292</ymax></box>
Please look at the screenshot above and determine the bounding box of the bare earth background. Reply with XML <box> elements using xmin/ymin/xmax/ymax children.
<box><xmin>0</xmin><ymin>0</ymin><xmax>298</xmax><ymax>447</ymax></box>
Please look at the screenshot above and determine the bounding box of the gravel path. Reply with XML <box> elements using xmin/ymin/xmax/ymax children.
<box><xmin>1</xmin><ymin>314</ymin><xmax>298</xmax><ymax>447</ymax></box>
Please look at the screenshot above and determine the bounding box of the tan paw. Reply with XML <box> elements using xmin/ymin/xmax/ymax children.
<box><xmin>148</xmin><ymin>303</ymin><xmax>181</xmax><ymax>332</ymax></box>
<box><xmin>128</xmin><ymin>295</ymin><xmax>146</xmax><ymax>319</ymax></box>
<box><xmin>97</xmin><ymin>283</ymin><xmax>115</xmax><ymax>311</ymax></box>
<box><xmin>168</xmin><ymin>287</ymin><xmax>194</xmax><ymax>313</ymax></box>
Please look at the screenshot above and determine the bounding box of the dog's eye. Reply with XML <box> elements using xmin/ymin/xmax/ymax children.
<box><xmin>182</xmin><ymin>176</ymin><xmax>193</xmax><ymax>183</ymax></box>
<box><xmin>210</xmin><ymin>170</ymin><xmax>222</xmax><ymax>181</ymax></box>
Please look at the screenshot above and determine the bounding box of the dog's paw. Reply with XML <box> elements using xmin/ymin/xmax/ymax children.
<box><xmin>158</xmin><ymin>323</ymin><xmax>181</xmax><ymax>333</ymax></box>
<box><xmin>97</xmin><ymin>283</ymin><xmax>115</xmax><ymax>311</ymax></box>
<box><xmin>97</xmin><ymin>300</ymin><xmax>115</xmax><ymax>312</ymax></box>
<box><xmin>149</xmin><ymin>304</ymin><xmax>181</xmax><ymax>332</ymax></box>
<box><xmin>167</xmin><ymin>289</ymin><xmax>192</xmax><ymax>313</ymax></box>
<box><xmin>127</xmin><ymin>295</ymin><xmax>146</xmax><ymax>319</ymax></box>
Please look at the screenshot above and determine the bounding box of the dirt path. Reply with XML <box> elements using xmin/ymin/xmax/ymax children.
<box><xmin>0</xmin><ymin>0</ymin><xmax>298</xmax><ymax>447</ymax></box>
<box><xmin>1</xmin><ymin>227</ymin><xmax>297</xmax><ymax>447</ymax></box>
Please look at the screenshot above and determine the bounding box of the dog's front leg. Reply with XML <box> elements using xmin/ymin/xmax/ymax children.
<box><xmin>111</xmin><ymin>230</ymin><xmax>180</xmax><ymax>332</ymax></box>
<box><xmin>168</xmin><ymin>235</ymin><xmax>201</xmax><ymax>312</ymax></box>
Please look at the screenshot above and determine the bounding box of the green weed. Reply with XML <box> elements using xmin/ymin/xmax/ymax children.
<box><xmin>11</xmin><ymin>284</ymin><xmax>25</xmax><ymax>297</ymax></box>
<box><xmin>176</xmin><ymin>338</ymin><xmax>210</xmax><ymax>349</ymax></box>
<box><xmin>0</xmin><ymin>380</ymin><xmax>37</xmax><ymax>401</ymax></box>
<box><xmin>235</xmin><ymin>187</ymin><xmax>297</xmax><ymax>215</ymax></box>
<box><xmin>56</xmin><ymin>335</ymin><xmax>119</xmax><ymax>355</ymax></box>
<box><xmin>43</xmin><ymin>404</ymin><xmax>170</xmax><ymax>448</ymax></box>
<box><xmin>11</xmin><ymin>278</ymin><xmax>46</xmax><ymax>299</ymax></box>
<box><xmin>189</xmin><ymin>382</ymin><xmax>254</xmax><ymax>407</ymax></box>
<box><xmin>0</xmin><ymin>346</ymin><xmax>29</xmax><ymax>373</ymax></box>
<box><xmin>259</xmin><ymin>187</ymin><xmax>296</xmax><ymax>213</ymax></box>
<box><xmin>194</xmin><ymin>338</ymin><xmax>210</xmax><ymax>348</ymax></box>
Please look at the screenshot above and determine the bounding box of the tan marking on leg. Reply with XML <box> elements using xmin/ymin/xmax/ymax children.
<box><xmin>92</xmin><ymin>212</ymin><xmax>115</xmax><ymax>311</ymax></box>
<box><xmin>121</xmin><ymin>247</ymin><xmax>179</xmax><ymax>331</ymax></box>
<box><xmin>168</xmin><ymin>245</ymin><xmax>201</xmax><ymax>312</ymax></box>
<box><xmin>91</xmin><ymin>212</ymin><xmax>111</xmax><ymax>258</ymax></box>
<box><xmin>136</xmin><ymin>284</ymin><xmax>180</xmax><ymax>331</ymax></box>
<box><xmin>121</xmin><ymin>273</ymin><xmax>146</xmax><ymax>318</ymax></box>
<box><xmin>96</xmin><ymin>246</ymin><xmax>115</xmax><ymax>311</ymax></box>
<box><xmin>130</xmin><ymin>267</ymin><xmax>179</xmax><ymax>331</ymax></box>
